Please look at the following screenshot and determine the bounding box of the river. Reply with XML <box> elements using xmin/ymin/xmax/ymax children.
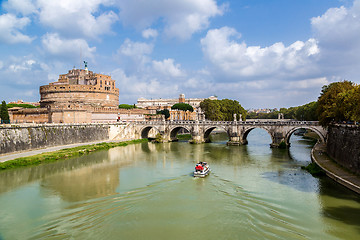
<box><xmin>0</xmin><ymin>129</ymin><xmax>359</xmax><ymax>239</ymax></box>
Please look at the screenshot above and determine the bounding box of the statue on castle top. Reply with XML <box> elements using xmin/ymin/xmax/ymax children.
<box><xmin>83</xmin><ymin>61</ymin><xmax>88</xmax><ymax>69</ymax></box>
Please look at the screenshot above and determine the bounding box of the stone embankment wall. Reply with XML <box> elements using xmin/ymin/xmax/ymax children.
<box><xmin>327</xmin><ymin>124</ymin><xmax>360</xmax><ymax>175</ymax></box>
<box><xmin>0</xmin><ymin>123</ymin><xmax>132</xmax><ymax>155</ymax></box>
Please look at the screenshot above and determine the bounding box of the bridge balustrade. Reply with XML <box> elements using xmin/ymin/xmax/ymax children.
<box><xmin>134</xmin><ymin>120</ymin><xmax>320</xmax><ymax>126</ymax></box>
<box><xmin>131</xmin><ymin>119</ymin><xmax>326</xmax><ymax>147</ymax></box>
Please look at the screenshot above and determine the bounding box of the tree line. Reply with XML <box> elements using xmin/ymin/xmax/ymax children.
<box><xmin>317</xmin><ymin>80</ymin><xmax>360</xmax><ymax>126</ymax></box>
<box><xmin>247</xmin><ymin>101</ymin><xmax>318</xmax><ymax>121</ymax></box>
<box><xmin>200</xmin><ymin>99</ymin><xmax>247</xmax><ymax>121</ymax></box>
<box><xmin>246</xmin><ymin>80</ymin><xmax>360</xmax><ymax>126</ymax></box>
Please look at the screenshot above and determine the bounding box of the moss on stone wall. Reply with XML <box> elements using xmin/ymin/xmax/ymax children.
<box><xmin>0</xmin><ymin>139</ymin><xmax>148</xmax><ymax>170</ymax></box>
<box><xmin>301</xmin><ymin>162</ymin><xmax>326</xmax><ymax>177</ymax></box>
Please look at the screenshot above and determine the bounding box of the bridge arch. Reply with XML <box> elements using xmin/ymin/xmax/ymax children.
<box><xmin>242</xmin><ymin>127</ymin><xmax>274</xmax><ymax>145</ymax></box>
<box><xmin>285</xmin><ymin>126</ymin><xmax>326</xmax><ymax>145</ymax></box>
<box><xmin>204</xmin><ymin>126</ymin><xmax>229</xmax><ymax>142</ymax></box>
<box><xmin>140</xmin><ymin>126</ymin><xmax>161</xmax><ymax>139</ymax></box>
<box><xmin>169</xmin><ymin>126</ymin><xmax>191</xmax><ymax>141</ymax></box>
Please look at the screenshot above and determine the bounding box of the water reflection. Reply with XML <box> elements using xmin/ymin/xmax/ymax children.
<box><xmin>1</xmin><ymin>130</ymin><xmax>360</xmax><ymax>240</ymax></box>
<box><xmin>0</xmin><ymin>151</ymin><xmax>109</xmax><ymax>195</ymax></box>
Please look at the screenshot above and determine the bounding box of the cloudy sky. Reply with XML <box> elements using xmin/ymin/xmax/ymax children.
<box><xmin>1</xmin><ymin>0</ymin><xmax>359</xmax><ymax>109</ymax></box>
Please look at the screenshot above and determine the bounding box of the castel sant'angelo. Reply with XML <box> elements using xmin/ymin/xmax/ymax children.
<box><xmin>40</xmin><ymin>65</ymin><xmax>119</xmax><ymax>110</ymax></box>
<box><xmin>10</xmin><ymin>64</ymin><xmax>131</xmax><ymax>123</ymax></box>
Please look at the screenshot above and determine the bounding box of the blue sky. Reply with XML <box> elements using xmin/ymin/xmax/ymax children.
<box><xmin>1</xmin><ymin>0</ymin><xmax>360</xmax><ymax>109</ymax></box>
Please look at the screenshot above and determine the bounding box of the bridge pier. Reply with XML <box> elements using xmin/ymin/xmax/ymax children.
<box><xmin>189</xmin><ymin>135</ymin><xmax>206</xmax><ymax>144</ymax></box>
<box><xmin>227</xmin><ymin>123</ymin><xmax>245</xmax><ymax>145</ymax></box>
<box><xmin>227</xmin><ymin>136</ymin><xmax>242</xmax><ymax>146</ymax></box>
<box><xmin>270</xmin><ymin>131</ymin><xmax>289</xmax><ymax>148</ymax></box>
<box><xmin>189</xmin><ymin>121</ymin><xmax>206</xmax><ymax>144</ymax></box>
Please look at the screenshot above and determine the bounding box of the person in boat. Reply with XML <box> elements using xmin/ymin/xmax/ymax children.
<box><xmin>195</xmin><ymin>164</ymin><xmax>203</xmax><ymax>171</ymax></box>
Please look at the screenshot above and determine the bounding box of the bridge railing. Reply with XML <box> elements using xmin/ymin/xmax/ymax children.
<box><xmin>134</xmin><ymin>120</ymin><xmax>320</xmax><ymax>126</ymax></box>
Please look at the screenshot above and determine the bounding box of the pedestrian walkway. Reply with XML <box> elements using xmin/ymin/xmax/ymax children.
<box><xmin>0</xmin><ymin>139</ymin><xmax>133</xmax><ymax>163</ymax></box>
<box><xmin>311</xmin><ymin>142</ymin><xmax>360</xmax><ymax>194</ymax></box>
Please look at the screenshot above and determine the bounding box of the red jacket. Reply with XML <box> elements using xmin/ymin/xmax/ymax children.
<box><xmin>195</xmin><ymin>165</ymin><xmax>203</xmax><ymax>170</ymax></box>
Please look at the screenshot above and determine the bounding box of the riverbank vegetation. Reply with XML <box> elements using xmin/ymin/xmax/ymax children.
<box><xmin>302</xmin><ymin>162</ymin><xmax>326</xmax><ymax>177</ymax></box>
<box><xmin>176</xmin><ymin>134</ymin><xmax>192</xmax><ymax>140</ymax></box>
<box><xmin>200</xmin><ymin>99</ymin><xmax>247</xmax><ymax>121</ymax></box>
<box><xmin>0</xmin><ymin>139</ymin><xmax>148</xmax><ymax>171</ymax></box>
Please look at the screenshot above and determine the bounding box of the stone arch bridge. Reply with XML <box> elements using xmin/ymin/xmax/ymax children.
<box><xmin>130</xmin><ymin>120</ymin><xmax>327</xmax><ymax>148</ymax></box>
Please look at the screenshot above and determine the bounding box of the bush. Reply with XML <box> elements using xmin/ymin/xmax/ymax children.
<box><xmin>7</xmin><ymin>103</ymin><xmax>37</xmax><ymax>109</ymax></box>
<box><xmin>157</xmin><ymin>109</ymin><xmax>170</xmax><ymax>119</ymax></box>
<box><xmin>119</xmin><ymin>104</ymin><xmax>136</xmax><ymax>109</ymax></box>
<box><xmin>171</xmin><ymin>103</ymin><xmax>194</xmax><ymax>112</ymax></box>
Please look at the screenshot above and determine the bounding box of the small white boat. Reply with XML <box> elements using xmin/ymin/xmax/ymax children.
<box><xmin>194</xmin><ymin>162</ymin><xmax>210</xmax><ymax>177</ymax></box>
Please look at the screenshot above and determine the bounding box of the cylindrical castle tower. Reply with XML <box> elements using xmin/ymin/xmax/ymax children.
<box><xmin>40</xmin><ymin>68</ymin><xmax>119</xmax><ymax>110</ymax></box>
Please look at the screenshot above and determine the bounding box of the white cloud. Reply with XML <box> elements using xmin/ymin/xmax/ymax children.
<box><xmin>42</xmin><ymin>33</ymin><xmax>96</xmax><ymax>59</ymax></box>
<box><xmin>286</xmin><ymin>77</ymin><xmax>329</xmax><ymax>89</ymax></box>
<box><xmin>36</xmin><ymin>0</ymin><xmax>118</xmax><ymax>39</ymax></box>
<box><xmin>9</xmin><ymin>59</ymin><xmax>37</xmax><ymax>73</ymax></box>
<box><xmin>117</xmin><ymin>0</ymin><xmax>224</xmax><ymax>40</ymax></box>
<box><xmin>118</xmin><ymin>39</ymin><xmax>153</xmax><ymax>57</ymax></box>
<box><xmin>201</xmin><ymin>27</ymin><xmax>320</xmax><ymax>79</ymax></box>
<box><xmin>3</xmin><ymin>0</ymin><xmax>37</xmax><ymax>15</ymax></box>
<box><xmin>111</xmin><ymin>68</ymin><xmax>180</xmax><ymax>102</ymax></box>
<box><xmin>152</xmin><ymin>58</ymin><xmax>185</xmax><ymax>77</ymax></box>
<box><xmin>311</xmin><ymin>1</ymin><xmax>360</xmax><ymax>49</ymax></box>
<box><xmin>142</xmin><ymin>28</ymin><xmax>158</xmax><ymax>39</ymax></box>
<box><xmin>115</xmin><ymin>39</ymin><xmax>153</xmax><ymax>73</ymax></box>
<box><xmin>0</xmin><ymin>13</ymin><xmax>34</xmax><ymax>44</ymax></box>
<box><xmin>310</xmin><ymin>0</ymin><xmax>360</xmax><ymax>78</ymax></box>
<box><xmin>0</xmin><ymin>56</ymin><xmax>50</xmax><ymax>94</ymax></box>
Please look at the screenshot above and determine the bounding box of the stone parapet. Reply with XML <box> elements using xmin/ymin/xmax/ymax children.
<box><xmin>327</xmin><ymin>124</ymin><xmax>360</xmax><ymax>175</ymax></box>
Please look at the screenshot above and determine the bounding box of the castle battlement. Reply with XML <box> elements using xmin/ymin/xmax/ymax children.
<box><xmin>40</xmin><ymin>68</ymin><xmax>119</xmax><ymax>109</ymax></box>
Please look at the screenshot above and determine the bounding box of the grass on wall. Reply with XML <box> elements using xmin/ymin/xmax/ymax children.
<box><xmin>0</xmin><ymin>139</ymin><xmax>148</xmax><ymax>170</ymax></box>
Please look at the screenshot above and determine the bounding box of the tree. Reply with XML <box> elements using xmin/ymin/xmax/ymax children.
<box><xmin>317</xmin><ymin>80</ymin><xmax>355</xmax><ymax>126</ymax></box>
<box><xmin>200</xmin><ymin>99</ymin><xmax>223</xmax><ymax>120</ymax></box>
<box><xmin>0</xmin><ymin>101</ymin><xmax>10</xmax><ymax>124</ymax></box>
<box><xmin>339</xmin><ymin>85</ymin><xmax>360</xmax><ymax>123</ymax></box>
<box><xmin>200</xmin><ymin>99</ymin><xmax>247</xmax><ymax>121</ymax></box>
<box><xmin>171</xmin><ymin>103</ymin><xmax>194</xmax><ymax>112</ymax></box>
<box><xmin>157</xmin><ymin>109</ymin><xmax>170</xmax><ymax>119</ymax></box>
<box><xmin>119</xmin><ymin>104</ymin><xmax>136</xmax><ymax>109</ymax></box>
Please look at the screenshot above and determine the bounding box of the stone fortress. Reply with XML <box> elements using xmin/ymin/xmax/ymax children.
<box><xmin>40</xmin><ymin>66</ymin><xmax>119</xmax><ymax>110</ymax></box>
<box><xmin>10</xmin><ymin>65</ymin><xmax>148</xmax><ymax>123</ymax></box>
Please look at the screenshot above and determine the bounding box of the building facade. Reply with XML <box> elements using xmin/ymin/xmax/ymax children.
<box><xmin>136</xmin><ymin>94</ymin><xmax>217</xmax><ymax>109</ymax></box>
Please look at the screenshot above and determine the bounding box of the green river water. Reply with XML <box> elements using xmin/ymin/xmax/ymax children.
<box><xmin>0</xmin><ymin>129</ymin><xmax>359</xmax><ymax>240</ymax></box>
